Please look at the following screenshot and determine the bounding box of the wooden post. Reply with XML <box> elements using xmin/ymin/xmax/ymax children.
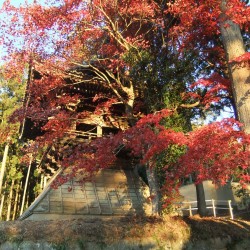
<box><xmin>228</xmin><ymin>200</ymin><xmax>234</xmax><ymax>220</ymax></box>
<box><xmin>212</xmin><ymin>199</ymin><xmax>216</xmax><ymax>217</ymax></box>
<box><xmin>189</xmin><ymin>204</ymin><xmax>193</xmax><ymax>216</ymax></box>
<box><xmin>97</xmin><ymin>125</ymin><xmax>102</xmax><ymax>137</ymax></box>
<box><xmin>44</xmin><ymin>175</ymin><xmax>47</xmax><ymax>188</ymax></box>
<box><xmin>40</xmin><ymin>174</ymin><xmax>44</xmax><ymax>191</ymax></box>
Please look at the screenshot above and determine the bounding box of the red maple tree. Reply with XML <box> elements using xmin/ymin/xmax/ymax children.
<box><xmin>1</xmin><ymin>0</ymin><xmax>250</xmax><ymax>215</ymax></box>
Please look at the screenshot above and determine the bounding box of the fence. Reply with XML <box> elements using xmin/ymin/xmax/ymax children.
<box><xmin>175</xmin><ymin>199</ymin><xmax>234</xmax><ymax>219</ymax></box>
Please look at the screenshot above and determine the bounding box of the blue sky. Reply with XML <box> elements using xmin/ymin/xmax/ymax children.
<box><xmin>0</xmin><ymin>0</ymin><xmax>32</xmax><ymax>7</ymax></box>
<box><xmin>0</xmin><ymin>0</ymin><xmax>50</xmax><ymax>8</ymax></box>
<box><xmin>0</xmin><ymin>0</ymin><xmax>50</xmax><ymax>7</ymax></box>
<box><xmin>0</xmin><ymin>1</ymin><xmax>28</xmax><ymax>63</ymax></box>
<box><xmin>0</xmin><ymin>0</ymin><xmax>52</xmax><ymax>64</ymax></box>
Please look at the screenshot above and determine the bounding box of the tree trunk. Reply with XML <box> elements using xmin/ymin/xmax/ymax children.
<box><xmin>0</xmin><ymin>193</ymin><xmax>5</xmax><ymax>220</ymax></box>
<box><xmin>146</xmin><ymin>164</ymin><xmax>161</xmax><ymax>215</ymax></box>
<box><xmin>6</xmin><ymin>180</ymin><xmax>14</xmax><ymax>221</ymax></box>
<box><xmin>196</xmin><ymin>182</ymin><xmax>207</xmax><ymax>217</ymax></box>
<box><xmin>20</xmin><ymin>155</ymin><xmax>32</xmax><ymax>215</ymax></box>
<box><xmin>16</xmin><ymin>181</ymin><xmax>23</xmax><ymax>218</ymax></box>
<box><xmin>19</xmin><ymin>62</ymin><xmax>33</xmax><ymax>140</ymax></box>
<box><xmin>125</xmin><ymin>84</ymin><xmax>136</xmax><ymax>126</ymax></box>
<box><xmin>0</xmin><ymin>137</ymin><xmax>10</xmax><ymax>195</ymax></box>
<box><xmin>0</xmin><ymin>181</ymin><xmax>7</xmax><ymax>220</ymax></box>
<box><xmin>12</xmin><ymin>182</ymin><xmax>20</xmax><ymax>220</ymax></box>
<box><xmin>220</xmin><ymin>0</ymin><xmax>250</xmax><ymax>134</ymax></box>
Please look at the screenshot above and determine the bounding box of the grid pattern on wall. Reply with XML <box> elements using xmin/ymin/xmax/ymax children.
<box><xmin>33</xmin><ymin>169</ymin><xmax>150</xmax><ymax>216</ymax></box>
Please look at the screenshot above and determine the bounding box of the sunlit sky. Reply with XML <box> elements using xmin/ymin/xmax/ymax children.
<box><xmin>0</xmin><ymin>0</ymin><xmax>53</xmax><ymax>64</ymax></box>
<box><xmin>0</xmin><ymin>0</ymin><xmax>52</xmax><ymax>8</ymax></box>
<box><xmin>0</xmin><ymin>0</ymin><xmax>33</xmax><ymax>7</ymax></box>
<box><xmin>0</xmin><ymin>1</ymin><xmax>26</xmax><ymax>63</ymax></box>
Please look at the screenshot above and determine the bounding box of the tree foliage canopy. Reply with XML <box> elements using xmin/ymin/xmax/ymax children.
<box><xmin>0</xmin><ymin>0</ymin><xmax>250</xmax><ymax>211</ymax></box>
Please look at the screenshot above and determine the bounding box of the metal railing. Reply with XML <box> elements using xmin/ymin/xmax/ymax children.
<box><xmin>175</xmin><ymin>199</ymin><xmax>234</xmax><ymax>219</ymax></box>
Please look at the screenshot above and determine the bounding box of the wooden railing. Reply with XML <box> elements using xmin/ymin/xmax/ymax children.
<box><xmin>175</xmin><ymin>199</ymin><xmax>234</xmax><ymax>219</ymax></box>
<box><xmin>67</xmin><ymin>130</ymin><xmax>98</xmax><ymax>140</ymax></box>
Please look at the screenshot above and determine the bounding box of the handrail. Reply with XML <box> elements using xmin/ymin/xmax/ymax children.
<box><xmin>174</xmin><ymin>199</ymin><xmax>234</xmax><ymax>219</ymax></box>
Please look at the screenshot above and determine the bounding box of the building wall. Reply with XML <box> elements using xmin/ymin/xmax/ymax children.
<box><xmin>179</xmin><ymin>180</ymin><xmax>250</xmax><ymax>210</ymax></box>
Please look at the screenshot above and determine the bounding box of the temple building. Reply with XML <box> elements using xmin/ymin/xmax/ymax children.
<box><xmin>19</xmin><ymin>63</ymin><xmax>152</xmax><ymax>220</ymax></box>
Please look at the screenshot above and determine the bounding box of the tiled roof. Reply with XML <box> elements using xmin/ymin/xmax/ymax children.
<box><xmin>19</xmin><ymin>169</ymin><xmax>151</xmax><ymax>220</ymax></box>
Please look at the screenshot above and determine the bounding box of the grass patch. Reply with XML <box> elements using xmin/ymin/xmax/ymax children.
<box><xmin>0</xmin><ymin>214</ymin><xmax>249</xmax><ymax>248</ymax></box>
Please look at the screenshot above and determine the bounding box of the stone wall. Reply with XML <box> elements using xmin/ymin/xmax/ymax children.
<box><xmin>1</xmin><ymin>237</ymin><xmax>250</xmax><ymax>250</ymax></box>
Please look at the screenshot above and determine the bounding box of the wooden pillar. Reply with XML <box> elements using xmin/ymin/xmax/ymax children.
<box><xmin>44</xmin><ymin>176</ymin><xmax>47</xmax><ymax>188</ymax></box>
<box><xmin>40</xmin><ymin>174</ymin><xmax>44</xmax><ymax>191</ymax></box>
<box><xmin>97</xmin><ymin>125</ymin><xmax>102</xmax><ymax>137</ymax></box>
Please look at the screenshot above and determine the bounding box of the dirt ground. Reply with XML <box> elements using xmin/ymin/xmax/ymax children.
<box><xmin>0</xmin><ymin>214</ymin><xmax>249</xmax><ymax>246</ymax></box>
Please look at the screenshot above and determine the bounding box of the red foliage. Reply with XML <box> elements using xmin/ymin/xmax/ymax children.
<box><xmin>0</xmin><ymin>126</ymin><xmax>12</xmax><ymax>144</ymax></box>
<box><xmin>1</xmin><ymin>0</ymin><xmax>158</xmax><ymax>72</ymax></box>
<box><xmin>186</xmin><ymin>72</ymin><xmax>231</xmax><ymax>109</ymax></box>
<box><xmin>169</xmin><ymin>0</ymin><xmax>249</xmax><ymax>48</ymax></box>
<box><xmin>178</xmin><ymin>119</ymin><xmax>250</xmax><ymax>186</ymax></box>
<box><xmin>168</xmin><ymin>0</ymin><xmax>249</xmax><ymax>110</ymax></box>
<box><xmin>56</xmin><ymin>109</ymin><xmax>250</xmax><ymax>204</ymax></box>
<box><xmin>1</xmin><ymin>0</ymin><xmax>250</xmax><ymax>206</ymax></box>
